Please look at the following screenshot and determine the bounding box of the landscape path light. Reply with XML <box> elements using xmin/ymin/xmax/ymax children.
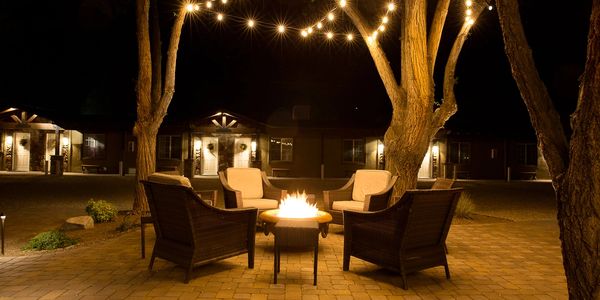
<box><xmin>1</xmin><ymin>212</ymin><xmax>5</xmax><ymax>255</ymax></box>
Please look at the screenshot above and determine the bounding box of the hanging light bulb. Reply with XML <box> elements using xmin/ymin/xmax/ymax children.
<box><xmin>185</xmin><ymin>4</ymin><xmax>194</xmax><ymax>12</ymax></box>
<box><xmin>346</xmin><ymin>33</ymin><xmax>354</xmax><ymax>41</ymax></box>
<box><xmin>277</xmin><ymin>24</ymin><xmax>285</xmax><ymax>33</ymax></box>
<box><xmin>488</xmin><ymin>5</ymin><xmax>493</xmax><ymax>10</ymax></box>
<box><xmin>316</xmin><ymin>22</ymin><xmax>323</xmax><ymax>29</ymax></box>
<box><xmin>247</xmin><ymin>19</ymin><xmax>255</xmax><ymax>28</ymax></box>
<box><xmin>206</xmin><ymin>1</ymin><xmax>213</xmax><ymax>8</ymax></box>
<box><xmin>388</xmin><ymin>2</ymin><xmax>396</xmax><ymax>11</ymax></box>
<box><xmin>340</xmin><ymin>0</ymin><xmax>347</xmax><ymax>7</ymax></box>
<box><xmin>307</xmin><ymin>27</ymin><xmax>314</xmax><ymax>34</ymax></box>
<box><xmin>326</xmin><ymin>31</ymin><xmax>334</xmax><ymax>39</ymax></box>
<box><xmin>328</xmin><ymin>12</ymin><xmax>335</xmax><ymax>21</ymax></box>
<box><xmin>382</xmin><ymin>16</ymin><xmax>389</xmax><ymax>24</ymax></box>
<box><xmin>367</xmin><ymin>35</ymin><xmax>374</xmax><ymax>44</ymax></box>
<box><xmin>221</xmin><ymin>0</ymin><xmax>227</xmax><ymax>3</ymax></box>
<box><xmin>466</xmin><ymin>9</ymin><xmax>472</xmax><ymax>16</ymax></box>
<box><xmin>301</xmin><ymin>30</ymin><xmax>308</xmax><ymax>37</ymax></box>
<box><xmin>379</xmin><ymin>25</ymin><xmax>386</xmax><ymax>32</ymax></box>
<box><xmin>217</xmin><ymin>13</ymin><xmax>224</xmax><ymax>21</ymax></box>
<box><xmin>465</xmin><ymin>0</ymin><xmax>472</xmax><ymax>7</ymax></box>
<box><xmin>194</xmin><ymin>4</ymin><xmax>200</xmax><ymax>11</ymax></box>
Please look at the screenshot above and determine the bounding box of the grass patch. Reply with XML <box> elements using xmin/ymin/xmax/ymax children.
<box><xmin>455</xmin><ymin>192</ymin><xmax>476</xmax><ymax>219</ymax></box>
<box><xmin>22</xmin><ymin>230</ymin><xmax>78</xmax><ymax>250</ymax></box>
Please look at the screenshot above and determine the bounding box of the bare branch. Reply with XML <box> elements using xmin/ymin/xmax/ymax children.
<box><xmin>497</xmin><ymin>0</ymin><xmax>569</xmax><ymax>179</ymax></box>
<box><xmin>150</xmin><ymin>0</ymin><xmax>162</xmax><ymax>108</ymax></box>
<box><xmin>156</xmin><ymin>5</ymin><xmax>187</xmax><ymax>120</ymax></box>
<box><xmin>427</xmin><ymin>0</ymin><xmax>450</xmax><ymax>75</ymax></box>
<box><xmin>432</xmin><ymin>4</ymin><xmax>485</xmax><ymax>130</ymax></box>
<box><xmin>135</xmin><ymin>0</ymin><xmax>152</xmax><ymax>126</ymax></box>
<box><xmin>343</xmin><ymin>4</ymin><xmax>403</xmax><ymax>110</ymax></box>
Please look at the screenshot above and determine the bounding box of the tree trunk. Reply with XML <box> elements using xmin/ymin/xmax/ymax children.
<box><xmin>557</xmin><ymin>0</ymin><xmax>600</xmax><ymax>297</ymax></box>
<box><xmin>497</xmin><ymin>0</ymin><xmax>600</xmax><ymax>297</ymax></box>
<box><xmin>133</xmin><ymin>123</ymin><xmax>158</xmax><ymax>213</ymax></box>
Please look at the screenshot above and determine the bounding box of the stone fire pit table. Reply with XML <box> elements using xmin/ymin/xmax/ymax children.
<box><xmin>259</xmin><ymin>209</ymin><xmax>333</xmax><ymax>238</ymax></box>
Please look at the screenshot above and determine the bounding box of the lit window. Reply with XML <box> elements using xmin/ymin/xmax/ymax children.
<box><xmin>83</xmin><ymin>134</ymin><xmax>106</xmax><ymax>159</ymax></box>
<box><xmin>269</xmin><ymin>137</ymin><xmax>293</xmax><ymax>162</ymax></box>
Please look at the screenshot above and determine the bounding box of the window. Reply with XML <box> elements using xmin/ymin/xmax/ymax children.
<box><xmin>448</xmin><ymin>142</ymin><xmax>471</xmax><ymax>164</ymax></box>
<box><xmin>157</xmin><ymin>135</ymin><xmax>182</xmax><ymax>159</ymax></box>
<box><xmin>342</xmin><ymin>139</ymin><xmax>365</xmax><ymax>163</ymax></box>
<box><xmin>83</xmin><ymin>134</ymin><xmax>106</xmax><ymax>159</ymax></box>
<box><xmin>515</xmin><ymin>143</ymin><xmax>537</xmax><ymax>165</ymax></box>
<box><xmin>269</xmin><ymin>137</ymin><xmax>293</xmax><ymax>162</ymax></box>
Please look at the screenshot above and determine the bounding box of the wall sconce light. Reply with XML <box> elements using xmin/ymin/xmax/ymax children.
<box><xmin>194</xmin><ymin>139</ymin><xmax>202</xmax><ymax>151</ymax></box>
<box><xmin>5</xmin><ymin>136</ymin><xmax>13</xmax><ymax>146</ymax></box>
<box><xmin>377</xmin><ymin>141</ymin><xmax>385</xmax><ymax>169</ymax></box>
<box><xmin>250</xmin><ymin>140</ymin><xmax>257</xmax><ymax>161</ymax></box>
<box><xmin>432</xmin><ymin>145</ymin><xmax>439</xmax><ymax>156</ymax></box>
<box><xmin>1</xmin><ymin>212</ymin><xmax>5</xmax><ymax>255</ymax></box>
<box><xmin>62</xmin><ymin>136</ymin><xmax>70</xmax><ymax>146</ymax></box>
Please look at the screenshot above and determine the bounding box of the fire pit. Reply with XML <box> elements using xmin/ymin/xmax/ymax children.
<box><xmin>259</xmin><ymin>191</ymin><xmax>333</xmax><ymax>237</ymax></box>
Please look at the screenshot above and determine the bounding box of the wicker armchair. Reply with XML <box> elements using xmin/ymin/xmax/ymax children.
<box><xmin>323</xmin><ymin>170</ymin><xmax>398</xmax><ymax>225</ymax></box>
<box><xmin>343</xmin><ymin>188</ymin><xmax>463</xmax><ymax>289</ymax></box>
<box><xmin>431</xmin><ymin>178</ymin><xmax>455</xmax><ymax>189</ymax></box>
<box><xmin>142</xmin><ymin>179</ymin><xmax>258</xmax><ymax>283</ymax></box>
<box><xmin>219</xmin><ymin>168</ymin><xmax>287</xmax><ymax>212</ymax></box>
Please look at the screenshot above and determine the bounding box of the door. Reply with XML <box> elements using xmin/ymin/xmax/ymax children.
<box><xmin>234</xmin><ymin>137</ymin><xmax>251</xmax><ymax>168</ymax></box>
<box><xmin>14</xmin><ymin>132</ymin><xmax>30</xmax><ymax>171</ymax></box>
<box><xmin>201</xmin><ymin>137</ymin><xmax>219</xmax><ymax>175</ymax></box>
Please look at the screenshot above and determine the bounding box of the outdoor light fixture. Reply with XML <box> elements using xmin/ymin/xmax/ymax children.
<box><xmin>247</xmin><ymin>19</ymin><xmax>255</xmax><ymax>28</ymax></box>
<box><xmin>62</xmin><ymin>136</ymin><xmax>70</xmax><ymax>146</ymax></box>
<box><xmin>251</xmin><ymin>140</ymin><xmax>257</xmax><ymax>161</ymax></box>
<box><xmin>194</xmin><ymin>140</ymin><xmax>202</xmax><ymax>151</ymax></box>
<box><xmin>339</xmin><ymin>0</ymin><xmax>347</xmax><ymax>8</ymax></box>
<box><xmin>432</xmin><ymin>145</ymin><xmax>440</xmax><ymax>156</ymax></box>
<box><xmin>5</xmin><ymin>136</ymin><xmax>12</xmax><ymax>146</ymax></box>
<box><xmin>377</xmin><ymin>142</ymin><xmax>385</xmax><ymax>170</ymax></box>
<box><xmin>1</xmin><ymin>212</ymin><xmax>5</xmax><ymax>255</ymax></box>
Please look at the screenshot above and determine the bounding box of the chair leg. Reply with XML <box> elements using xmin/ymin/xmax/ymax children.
<box><xmin>184</xmin><ymin>265</ymin><xmax>193</xmax><ymax>284</ymax></box>
<box><xmin>313</xmin><ymin>244</ymin><xmax>318</xmax><ymax>286</ymax></box>
<box><xmin>140</xmin><ymin>222</ymin><xmax>146</xmax><ymax>259</ymax></box>
<box><xmin>148</xmin><ymin>251</ymin><xmax>157</xmax><ymax>270</ymax></box>
<box><xmin>248</xmin><ymin>247</ymin><xmax>255</xmax><ymax>269</ymax></box>
<box><xmin>273</xmin><ymin>246</ymin><xmax>279</xmax><ymax>284</ymax></box>
<box><xmin>342</xmin><ymin>254</ymin><xmax>350</xmax><ymax>271</ymax></box>
<box><xmin>401</xmin><ymin>272</ymin><xmax>408</xmax><ymax>290</ymax></box>
<box><xmin>444</xmin><ymin>263</ymin><xmax>451</xmax><ymax>279</ymax></box>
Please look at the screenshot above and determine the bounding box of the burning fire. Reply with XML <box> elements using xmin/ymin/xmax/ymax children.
<box><xmin>277</xmin><ymin>191</ymin><xmax>318</xmax><ymax>218</ymax></box>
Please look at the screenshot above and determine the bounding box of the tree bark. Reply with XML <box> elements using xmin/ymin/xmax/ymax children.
<box><xmin>497</xmin><ymin>0</ymin><xmax>600</xmax><ymax>297</ymax></box>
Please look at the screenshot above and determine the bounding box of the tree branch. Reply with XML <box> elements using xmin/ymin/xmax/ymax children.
<box><xmin>135</xmin><ymin>0</ymin><xmax>152</xmax><ymax>128</ymax></box>
<box><xmin>156</xmin><ymin>5</ymin><xmax>187</xmax><ymax>120</ymax></box>
<box><xmin>497</xmin><ymin>0</ymin><xmax>569</xmax><ymax>179</ymax></box>
<box><xmin>427</xmin><ymin>0</ymin><xmax>450</xmax><ymax>75</ymax></box>
<box><xmin>343</xmin><ymin>4</ymin><xmax>404</xmax><ymax>110</ymax></box>
<box><xmin>150</xmin><ymin>0</ymin><xmax>162</xmax><ymax>108</ymax></box>
<box><xmin>432</xmin><ymin>4</ymin><xmax>485</xmax><ymax>131</ymax></box>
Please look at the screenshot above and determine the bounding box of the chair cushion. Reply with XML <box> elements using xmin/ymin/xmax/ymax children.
<box><xmin>227</xmin><ymin>168</ymin><xmax>264</xmax><ymax>199</ymax></box>
<box><xmin>148</xmin><ymin>173</ymin><xmax>192</xmax><ymax>188</ymax></box>
<box><xmin>243</xmin><ymin>198</ymin><xmax>279</xmax><ymax>209</ymax></box>
<box><xmin>332</xmin><ymin>200</ymin><xmax>365</xmax><ymax>211</ymax></box>
<box><xmin>352</xmin><ymin>170</ymin><xmax>392</xmax><ymax>201</ymax></box>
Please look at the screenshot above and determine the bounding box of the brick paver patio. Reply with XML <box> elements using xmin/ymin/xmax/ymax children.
<box><xmin>0</xmin><ymin>220</ymin><xmax>566</xmax><ymax>299</ymax></box>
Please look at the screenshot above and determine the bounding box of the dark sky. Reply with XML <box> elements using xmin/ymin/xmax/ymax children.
<box><xmin>0</xmin><ymin>0</ymin><xmax>592</xmax><ymax>135</ymax></box>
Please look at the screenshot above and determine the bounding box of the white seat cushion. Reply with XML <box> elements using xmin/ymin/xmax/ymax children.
<box><xmin>243</xmin><ymin>198</ymin><xmax>279</xmax><ymax>209</ymax></box>
<box><xmin>148</xmin><ymin>173</ymin><xmax>192</xmax><ymax>188</ymax></box>
<box><xmin>352</xmin><ymin>170</ymin><xmax>392</xmax><ymax>201</ymax></box>
<box><xmin>332</xmin><ymin>200</ymin><xmax>365</xmax><ymax>211</ymax></box>
<box><xmin>227</xmin><ymin>168</ymin><xmax>264</xmax><ymax>199</ymax></box>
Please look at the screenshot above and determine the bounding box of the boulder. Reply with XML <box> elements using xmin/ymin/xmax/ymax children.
<box><xmin>61</xmin><ymin>216</ymin><xmax>94</xmax><ymax>231</ymax></box>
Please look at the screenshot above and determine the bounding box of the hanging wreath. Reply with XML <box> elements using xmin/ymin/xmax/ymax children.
<box><xmin>240</xmin><ymin>143</ymin><xmax>247</xmax><ymax>151</ymax></box>
<box><xmin>207</xmin><ymin>143</ymin><xmax>214</xmax><ymax>151</ymax></box>
<box><xmin>19</xmin><ymin>139</ymin><xmax>28</xmax><ymax>147</ymax></box>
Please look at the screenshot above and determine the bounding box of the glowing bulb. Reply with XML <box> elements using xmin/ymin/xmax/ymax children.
<box><xmin>379</xmin><ymin>25</ymin><xmax>386</xmax><ymax>32</ymax></box>
<box><xmin>185</xmin><ymin>4</ymin><xmax>194</xmax><ymax>12</ymax></box>
<box><xmin>465</xmin><ymin>0</ymin><xmax>472</xmax><ymax>7</ymax></box>
<box><xmin>5</xmin><ymin>136</ymin><xmax>12</xmax><ymax>145</ymax></box>
<box><xmin>346</xmin><ymin>33</ymin><xmax>353</xmax><ymax>41</ymax></box>
<box><xmin>372</xmin><ymin>31</ymin><xmax>378</xmax><ymax>38</ymax></box>
<box><xmin>247</xmin><ymin>19</ymin><xmax>255</xmax><ymax>27</ymax></box>
<box><xmin>468</xmin><ymin>19</ymin><xmax>475</xmax><ymax>25</ymax></box>
<box><xmin>326</xmin><ymin>31</ymin><xmax>333</xmax><ymax>39</ymax></box>
<box><xmin>382</xmin><ymin>16</ymin><xmax>389</xmax><ymax>24</ymax></box>
<box><xmin>206</xmin><ymin>1</ymin><xmax>212</xmax><ymax>8</ymax></box>
<box><xmin>194</xmin><ymin>4</ymin><xmax>200</xmax><ymax>11</ymax></box>
<box><xmin>278</xmin><ymin>25</ymin><xmax>285</xmax><ymax>33</ymax></box>
<box><xmin>301</xmin><ymin>30</ymin><xmax>308</xmax><ymax>37</ymax></box>
<box><xmin>465</xmin><ymin>16</ymin><xmax>471</xmax><ymax>22</ymax></box>
<box><xmin>466</xmin><ymin>9</ymin><xmax>472</xmax><ymax>16</ymax></box>
<box><xmin>339</xmin><ymin>0</ymin><xmax>347</xmax><ymax>7</ymax></box>
<box><xmin>307</xmin><ymin>27</ymin><xmax>313</xmax><ymax>34</ymax></box>
<box><xmin>488</xmin><ymin>5</ymin><xmax>493</xmax><ymax>10</ymax></box>
<box><xmin>367</xmin><ymin>36</ymin><xmax>374</xmax><ymax>44</ymax></box>
<box><xmin>328</xmin><ymin>12</ymin><xmax>335</xmax><ymax>21</ymax></box>
<box><xmin>388</xmin><ymin>2</ymin><xmax>396</xmax><ymax>11</ymax></box>
<box><xmin>221</xmin><ymin>0</ymin><xmax>227</xmax><ymax>3</ymax></box>
<box><xmin>316</xmin><ymin>22</ymin><xmax>323</xmax><ymax>29</ymax></box>
<box><xmin>217</xmin><ymin>13</ymin><xmax>224</xmax><ymax>21</ymax></box>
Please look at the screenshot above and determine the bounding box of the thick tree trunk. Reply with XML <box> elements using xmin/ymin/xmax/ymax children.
<box><xmin>558</xmin><ymin>0</ymin><xmax>600</xmax><ymax>297</ymax></box>
<box><xmin>133</xmin><ymin>123</ymin><xmax>158</xmax><ymax>213</ymax></box>
<box><xmin>498</xmin><ymin>0</ymin><xmax>600</xmax><ymax>297</ymax></box>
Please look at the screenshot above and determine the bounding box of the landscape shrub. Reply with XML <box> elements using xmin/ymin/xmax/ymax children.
<box><xmin>454</xmin><ymin>192</ymin><xmax>476</xmax><ymax>219</ymax></box>
<box><xmin>85</xmin><ymin>199</ymin><xmax>117</xmax><ymax>223</ymax></box>
<box><xmin>116</xmin><ymin>215</ymin><xmax>139</xmax><ymax>232</ymax></box>
<box><xmin>22</xmin><ymin>230</ymin><xmax>78</xmax><ymax>250</ymax></box>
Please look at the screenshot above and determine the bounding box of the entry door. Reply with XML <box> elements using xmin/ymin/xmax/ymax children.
<box><xmin>234</xmin><ymin>137</ymin><xmax>251</xmax><ymax>168</ymax></box>
<box><xmin>201</xmin><ymin>137</ymin><xmax>219</xmax><ymax>175</ymax></box>
<box><xmin>14</xmin><ymin>132</ymin><xmax>31</xmax><ymax>171</ymax></box>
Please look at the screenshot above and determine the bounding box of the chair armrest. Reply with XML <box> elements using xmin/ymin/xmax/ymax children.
<box><xmin>261</xmin><ymin>171</ymin><xmax>286</xmax><ymax>201</ymax></box>
<box><xmin>219</xmin><ymin>171</ymin><xmax>244</xmax><ymax>208</ymax></box>
<box><xmin>323</xmin><ymin>175</ymin><xmax>355</xmax><ymax>209</ymax></box>
<box><xmin>343</xmin><ymin>198</ymin><xmax>411</xmax><ymax>231</ymax></box>
<box><xmin>363</xmin><ymin>176</ymin><xmax>397</xmax><ymax>211</ymax></box>
<box><xmin>196</xmin><ymin>189</ymin><xmax>218</xmax><ymax>206</ymax></box>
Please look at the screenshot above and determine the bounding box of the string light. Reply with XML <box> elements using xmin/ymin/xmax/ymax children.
<box><xmin>387</xmin><ymin>2</ymin><xmax>396</xmax><ymax>11</ymax></box>
<box><xmin>277</xmin><ymin>24</ymin><xmax>286</xmax><ymax>33</ymax></box>
<box><xmin>247</xmin><ymin>19</ymin><xmax>255</xmax><ymax>28</ymax></box>
<box><xmin>301</xmin><ymin>30</ymin><xmax>308</xmax><ymax>37</ymax></box>
<box><xmin>465</xmin><ymin>0</ymin><xmax>472</xmax><ymax>7</ymax></box>
<box><xmin>488</xmin><ymin>5</ymin><xmax>493</xmax><ymax>10</ymax></box>
<box><xmin>307</xmin><ymin>27</ymin><xmax>313</xmax><ymax>34</ymax></box>
<box><xmin>316</xmin><ymin>22</ymin><xmax>323</xmax><ymax>29</ymax></box>
<box><xmin>326</xmin><ymin>31</ymin><xmax>334</xmax><ymax>39</ymax></box>
<box><xmin>221</xmin><ymin>0</ymin><xmax>227</xmax><ymax>3</ymax></box>
<box><xmin>217</xmin><ymin>13</ymin><xmax>224</xmax><ymax>21</ymax></box>
<box><xmin>186</xmin><ymin>3</ymin><xmax>194</xmax><ymax>12</ymax></box>
<box><xmin>378</xmin><ymin>25</ymin><xmax>386</xmax><ymax>32</ymax></box>
<box><xmin>206</xmin><ymin>1</ymin><xmax>212</xmax><ymax>8</ymax></box>
<box><xmin>346</xmin><ymin>33</ymin><xmax>354</xmax><ymax>41</ymax></box>
<box><xmin>382</xmin><ymin>16</ymin><xmax>389</xmax><ymax>24</ymax></box>
<box><xmin>327</xmin><ymin>12</ymin><xmax>335</xmax><ymax>21</ymax></box>
<box><xmin>339</xmin><ymin>0</ymin><xmax>347</xmax><ymax>8</ymax></box>
<box><xmin>194</xmin><ymin>4</ymin><xmax>200</xmax><ymax>11</ymax></box>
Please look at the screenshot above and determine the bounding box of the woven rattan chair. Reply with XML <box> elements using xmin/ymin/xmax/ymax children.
<box><xmin>219</xmin><ymin>168</ymin><xmax>287</xmax><ymax>212</ymax></box>
<box><xmin>343</xmin><ymin>188</ymin><xmax>463</xmax><ymax>289</ymax></box>
<box><xmin>142</xmin><ymin>179</ymin><xmax>258</xmax><ymax>283</ymax></box>
<box><xmin>323</xmin><ymin>170</ymin><xmax>398</xmax><ymax>225</ymax></box>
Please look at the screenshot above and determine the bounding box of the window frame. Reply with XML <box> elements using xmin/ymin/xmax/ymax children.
<box><xmin>342</xmin><ymin>138</ymin><xmax>366</xmax><ymax>164</ymax></box>
<box><xmin>448</xmin><ymin>142</ymin><xmax>471</xmax><ymax>165</ymax></box>
<box><xmin>515</xmin><ymin>142</ymin><xmax>537</xmax><ymax>166</ymax></box>
<box><xmin>269</xmin><ymin>137</ymin><xmax>294</xmax><ymax>162</ymax></box>
<box><xmin>82</xmin><ymin>133</ymin><xmax>107</xmax><ymax>160</ymax></box>
<box><xmin>157</xmin><ymin>135</ymin><xmax>182</xmax><ymax>160</ymax></box>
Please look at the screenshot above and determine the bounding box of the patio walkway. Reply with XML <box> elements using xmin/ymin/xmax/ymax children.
<box><xmin>0</xmin><ymin>220</ymin><xmax>566</xmax><ymax>299</ymax></box>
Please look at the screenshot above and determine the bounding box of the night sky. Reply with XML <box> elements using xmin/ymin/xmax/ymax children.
<box><xmin>0</xmin><ymin>0</ymin><xmax>592</xmax><ymax>135</ymax></box>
